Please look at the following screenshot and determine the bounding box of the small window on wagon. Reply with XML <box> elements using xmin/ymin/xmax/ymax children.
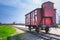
<box><xmin>48</xmin><ymin>3</ymin><xmax>51</xmax><ymax>7</ymax></box>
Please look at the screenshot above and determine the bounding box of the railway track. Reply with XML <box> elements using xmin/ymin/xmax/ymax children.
<box><xmin>13</xmin><ymin>26</ymin><xmax>60</xmax><ymax>40</ymax></box>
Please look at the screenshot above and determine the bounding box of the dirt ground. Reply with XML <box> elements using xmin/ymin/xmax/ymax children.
<box><xmin>49</xmin><ymin>28</ymin><xmax>60</xmax><ymax>35</ymax></box>
<box><xmin>11</xmin><ymin>27</ymin><xmax>25</xmax><ymax>36</ymax></box>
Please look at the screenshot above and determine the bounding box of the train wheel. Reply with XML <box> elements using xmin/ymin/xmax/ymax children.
<box><xmin>35</xmin><ymin>27</ymin><xmax>39</xmax><ymax>33</ymax></box>
<box><xmin>28</xmin><ymin>26</ymin><xmax>31</xmax><ymax>32</ymax></box>
<box><xmin>45</xmin><ymin>30</ymin><xmax>49</xmax><ymax>34</ymax></box>
<box><xmin>33</xmin><ymin>26</ymin><xmax>35</xmax><ymax>29</ymax></box>
<box><xmin>41</xmin><ymin>27</ymin><xmax>44</xmax><ymax>30</ymax></box>
<box><xmin>45</xmin><ymin>27</ymin><xmax>49</xmax><ymax>34</ymax></box>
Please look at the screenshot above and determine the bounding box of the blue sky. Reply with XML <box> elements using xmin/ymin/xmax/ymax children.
<box><xmin>0</xmin><ymin>0</ymin><xmax>60</xmax><ymax>23</ymax></box>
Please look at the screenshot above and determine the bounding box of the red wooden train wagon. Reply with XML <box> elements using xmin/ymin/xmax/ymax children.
<box><xmin>25</xmin><ymin>1</ymin><xmax>57</xmax><ymax>33</ymax></box>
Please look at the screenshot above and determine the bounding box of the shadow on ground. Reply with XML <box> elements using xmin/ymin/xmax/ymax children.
<box><xmin>7</xmin><ymin>33</ymin><xmax>26</xmax><ymax>40</ymax></box>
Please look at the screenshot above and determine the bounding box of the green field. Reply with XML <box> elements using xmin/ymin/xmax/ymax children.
<box><xmin>58</xmin><ymin>25</ymin><xmax>60</xmax><ymax>28</ymax></box>
<box><xmin>0</xmin><ymin>25</ymin><xmax>16</xmax><ymax>40</ymax></box>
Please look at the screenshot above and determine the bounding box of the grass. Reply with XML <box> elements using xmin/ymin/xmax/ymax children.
<box><xmin>0</xmin><ymin>25</ymin><xmax>16</xmax><ymax>40</ymax></box>
<box><xmin>58</xmin><ymin>25</ymin><xmax>60</xmax><ymax>28</ymax></box>
<box><xmin>8</xmin><ymin>33</ymin><xmax>24</xmax><ymax>40</ymax></box>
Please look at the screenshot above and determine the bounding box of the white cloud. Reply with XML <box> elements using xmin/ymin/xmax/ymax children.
<box><xmin>32</xmin><ymin>0</ymin><xmax>40</xmax><ymax>4</ymax></box>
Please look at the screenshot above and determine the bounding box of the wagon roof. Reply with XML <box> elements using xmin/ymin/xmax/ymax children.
<box><xmin>25</xmin><ymin>8</ymin><xmax>41</xmax><ymax>16</ymax></box>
